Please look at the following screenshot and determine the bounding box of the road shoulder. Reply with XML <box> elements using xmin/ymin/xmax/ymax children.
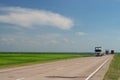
<box><xmin>90</xmin><ymin>55</ymin><xmax>113</xmax><ymax>80</ymax></box>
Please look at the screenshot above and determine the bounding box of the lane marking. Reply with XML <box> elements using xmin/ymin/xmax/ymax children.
<box><xmin>16</xmin><ymin>78</ymin><xmax>24</xmax><ymax>80</ymax></box>
<box><xmin>85</xmin><ymin>58</ymin><xmax>109</xmax><ymax>80</ymax></box>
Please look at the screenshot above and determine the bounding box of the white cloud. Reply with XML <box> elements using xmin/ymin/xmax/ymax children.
<box><xmin>75</xmin><ymin>32</ymin><xmax>87</xmax><ymax>36</ymax></box>
<box><xmin>0</xmin><ymin>33</ymin><xmax>86</xmax><ymax>52</ymax></box>
<box><xmin>0</xmin><ymin>7</ymin><xmax>74</xmax><ymax>30</ymax></box>
<box><xmin>0</xmin><ymin>33</ymin><xmax>76</xmax><ymax>47</ymax></box>
<box><xmin>36</xmin><ymin>33</ymin><xmax>61</xmax><ymax>40</ymax></box>
<box><xmin>48</xmin><ymin>40</ymin><xmax>59</xmax><ymax>44</ymax></box>
<box><xmin>0</xmin><ymin>33</ymin><xmax>61</xmax><ymax>46</ymax></box>
<box><xmin>63</xmin><ymin>38</ymin><xmax>69</xmax><ymax>43</ymax></box>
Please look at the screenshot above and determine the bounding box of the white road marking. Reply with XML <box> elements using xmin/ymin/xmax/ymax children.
<box><xmin>85</xmin><ymin>58</ymin><xmax>109</xmax><ymax>80</ymax></box>
<box><xmin>16</xmin><ymin>78</ymin><xmax>24</xmax><ymax>80</ymax></box>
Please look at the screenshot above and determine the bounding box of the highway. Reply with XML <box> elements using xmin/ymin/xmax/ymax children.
<box><xmin>0</xmin><ymin>55</ymin><xmax>113</xmax><ymax>80</ymax></box>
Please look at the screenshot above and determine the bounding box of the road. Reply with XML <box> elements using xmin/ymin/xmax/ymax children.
<box><xmin>0</xmin><ymin>55</ymin><xmax>113</xmax><ymax>80</ymax></box>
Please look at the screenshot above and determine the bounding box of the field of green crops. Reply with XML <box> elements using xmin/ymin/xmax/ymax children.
<box><xmin>104</xmin><ymin>54</ymin><xmax>120</xmax><ymax>80</ymax></box>
<box><xmin>0</xmin><ymin>52</ymin><xmax>92</xmax><ymax>69</ymax></box>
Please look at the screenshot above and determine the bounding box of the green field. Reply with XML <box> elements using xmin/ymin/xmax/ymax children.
<box><xmin>0</xmin><ymin>52</ymin><xmax>92</xmax><ymax>69</ymax></box>
<box><xmin>104</xmin><ymin>54</ymin><xmax>120</xmax><ymax>80</ymax></box>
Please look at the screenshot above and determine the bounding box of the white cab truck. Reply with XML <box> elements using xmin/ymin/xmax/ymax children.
<box><xmin>95</xmin><ymin>47</ymin><xmax>104</xmax><ymax>56</ymax></box>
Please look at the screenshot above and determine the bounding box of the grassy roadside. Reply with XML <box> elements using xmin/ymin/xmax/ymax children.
<box><xmin>104</xmin><ymin>54</ymin><xmax>120</xmax><ymax>80</ymax></box>
<box><xmin>0</xmin><ymin>53</ymin><xmax>93</xmax><ymax>69</ymax></box>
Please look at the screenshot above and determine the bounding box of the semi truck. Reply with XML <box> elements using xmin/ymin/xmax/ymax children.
<box><xmin>111</xmin><ymin>50</ymin><xmax>115</xmax><ymax>54</ymax></box>
<box><xmin>95</xmin><ymin>47</ymin><xmax>104</xmax><ymax>56</ymax></box>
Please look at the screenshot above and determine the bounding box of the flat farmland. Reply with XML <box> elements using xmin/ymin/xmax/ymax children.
<box><xmin>0</xmin><ymin>52</ymin><xmax>92</xmax><ymax>69</ymax></box>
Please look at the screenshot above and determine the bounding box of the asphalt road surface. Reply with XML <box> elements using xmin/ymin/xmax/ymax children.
<box><xmin>0</xmin><ymin>55</ymin><xmax>113</xmax><ymax>80</ymax></box>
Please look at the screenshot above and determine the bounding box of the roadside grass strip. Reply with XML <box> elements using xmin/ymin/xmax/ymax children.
<box><xmin>104</xmin><ymin>54</ymin><xmax>120</xmax><ymax>80</ymax></box>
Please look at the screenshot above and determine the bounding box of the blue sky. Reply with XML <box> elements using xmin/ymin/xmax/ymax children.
<box><xmin>0</xmin><ymin>0</ymin><xmax>120</xmax><ymax>52</ymax></box>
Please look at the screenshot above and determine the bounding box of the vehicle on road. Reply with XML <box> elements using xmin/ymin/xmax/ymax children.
<box><xmin>111</xmin><ymin>50</ymin><xmax>115</xmax><ymax>54</ymax></box>
<box><xmin>105</xmin><ymin>50</ymin><xmax>109</xmax><ymax>55</ymax></box>
<box><xmin>95</xmin><ymin>47</ymin><xmax>104</xmax><ymax>56</ymax></box>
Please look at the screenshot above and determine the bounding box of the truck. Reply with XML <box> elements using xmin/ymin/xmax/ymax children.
<box><xmin>105</xmin><ymin>50</ymin><xmax>109</xmax><ymax>55</ymax></box>
<box><xmin>111</xmin><ymin>50</ymin><xmax>115</xmax><ymax>54</ymax></box>
<box><xmin>95</xmin><ymin>47</ymin><xmax>104</xmax><ymax>56</ymax></box>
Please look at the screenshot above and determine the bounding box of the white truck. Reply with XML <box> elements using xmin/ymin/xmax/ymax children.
<box><xmin>95</xmin><ymin>47</ymin><xmax>104</xmax><ymax>56</ymax></box>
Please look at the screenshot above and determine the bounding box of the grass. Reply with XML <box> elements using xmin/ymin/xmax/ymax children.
<box><xmin>0</xmin><ymin>52</ymin><xmax>93</xmax><ymax>69</ymax></box>
<box><xmin>104</xmin><ymin>54</ymin><xmax>120</xmax><ymax>80</ymax></box>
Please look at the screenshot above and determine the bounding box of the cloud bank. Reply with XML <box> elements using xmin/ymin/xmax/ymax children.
<box><xmin>75</xmin><ymin>32</ymin><xmax>87</xmax><ymax>36</ymax></box>
<box><xmin>0</xmin><ymin>7</ymin><xmax>74</xmax><ymax>30</ymax></box>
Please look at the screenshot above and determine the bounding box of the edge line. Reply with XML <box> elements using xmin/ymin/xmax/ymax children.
<box><xmin>85</xmin><ymin>58</ymin><xmax>109</xmax><ymax>80</ymax></box>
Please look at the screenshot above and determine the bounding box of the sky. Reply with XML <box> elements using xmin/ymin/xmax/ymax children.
<box><xmin>0</xmin><ymin>0</ymin><xmax>120</xmax><ymax>52</ymax></box>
